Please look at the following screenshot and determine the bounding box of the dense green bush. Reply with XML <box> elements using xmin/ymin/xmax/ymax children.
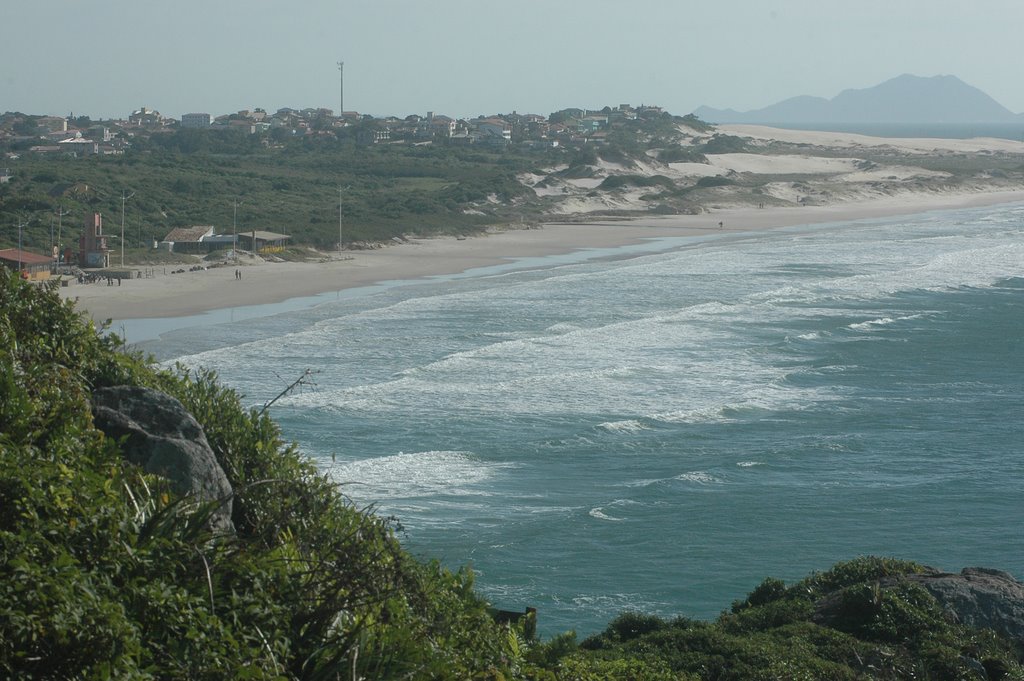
<box><xmin>598</xmin><ymin>174</ymin><xmax>676</xmax><ymax>190</ymax></box>
<box><xmin>694</xmin><ymin>175</ymin><xmax>735</xmax><ymax>188</ymax></box>
<box><xmin>699</xmin><ymin>134</ymin><xmax>748</xmax><ymax>154</ymax></box>
<box><xmin>563</xmin><ymin>557</ymin><xmax>1024</xmax><ymax>680</ymax></box>
<box><xmin>658</xmin><ymin>147</ymin><xmax>708</xmax><ymax>164</ymax></box>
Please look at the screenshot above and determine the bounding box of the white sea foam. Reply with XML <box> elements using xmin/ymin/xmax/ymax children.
<box><xmin>598</xmin><ymin>419</ymin><xmax>650</xmax><ymax>434</ymax></box>
<box><xmin>849</xmin><ymin>317</ymin><xmax>896</xmax><ymax>330</ymax></box>
<box><xmin>736</xmin><ymin>461</ymin><xmax>763</xmax><ymax>468</ymax></box>
<box><xmin>619</xmin><ymin>477</ymin><xmax>665</xmax><ymax>488</ymax></box>
<box><xmin>653</xmin><ymin>406</ymin><xmax>732</xmax><ymax>424</ymax></box>
<box><xmin>674</xmin><ymin>471</ymin><xmax>723</xmax><ymax>484</ymax></box>
<box><xmin>545</xmin><ymin>322</ymin><xmax>584</xmax><ymax>335</ymax></box>
<box><xmin>849</xmin><ymin>313</ymin><xmax>927</xmax><ymax>331</ymax></box>
<box><xmin>326</xmin><ymin>450</ymin><xmax>505</xmax><ymax>501</ymax></box>
<box><xmin>588</xmin><ymin>507</ymin><xmax>624</xmax><ymax>521</ymax></box>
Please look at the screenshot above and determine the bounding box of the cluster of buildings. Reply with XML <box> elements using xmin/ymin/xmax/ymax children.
<box><xmin>1</xmin><ymin>103</ymin><xmax>670</xmax><ymax>158</ymax></box>
<box><xmin>0</xmin><ymin>113</ymin><xmax>125</xmax><ymax>157</ymax></box>
<box><xmin>0</xmin><ymin>211</ymin><xmax>292</xmax><ymax>281</ymax></box>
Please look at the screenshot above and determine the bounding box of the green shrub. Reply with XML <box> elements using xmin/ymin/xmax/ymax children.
<box><xmin>658</xmin><ymin>147</ymin><xmax>708</xmax><ymax>164</ymax></box>
<box><xmin>598</xmin><ymin>174</ymin><xmax>675</xmax><ymax>190</ymax></box>
<box><xmin>699</xmin><ymin>134</ymin><xmax>748</xmax><ymax>154</ymax></box>
<box><xmin>694</xmin><ymin>175</ymin><xmax>735</xmax><ymax>188</ymax></box>
<box><xmin>0</xmin><ymin>272</ymin><xmax>526</xmax><ymax>679</ymax></box>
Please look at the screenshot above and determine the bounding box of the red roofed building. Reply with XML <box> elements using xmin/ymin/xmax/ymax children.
<box><xmin>0</xmin><ymin>248</ymin><xmax>53</xmax><ymax>281</ymax></box>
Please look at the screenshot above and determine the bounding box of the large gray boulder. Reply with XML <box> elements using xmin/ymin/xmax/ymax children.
<box><xmin>92</xmin><ymin>385</ymin><xmax>233</xmax><ymax>534</ymax></box>
<box><xmin>903</xmin><ymin>568</ymin><xmax>1024</xmax><ymax>642</ymax></box>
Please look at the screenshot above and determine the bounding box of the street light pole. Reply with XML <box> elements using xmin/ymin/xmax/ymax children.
<box><xmin>233</xmin><ymin>199</ymin><xmax>243</xmax><ymax>261</ymax></box>
<box><xmin>120</xmin><ymin>190</ymin><xmax>135</xmax><ymax>267</ymax></box>
<box><xmin>55</xmin><ymin>205</ymin><xmax>70</xmax><ymax>267</ymax></box>
<box><xmin>16</xmin><ymin>216</ymin><xmax>31</xmax><ymax>273</ymax></box>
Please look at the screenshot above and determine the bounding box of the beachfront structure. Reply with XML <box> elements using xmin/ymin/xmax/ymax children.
<box><xmin>160</xmin><ymin>225</ymin><xmax>215</xmax><ymax>253</ymax></box>
<box><xmin>235</xmin><ymin>230</ymin><xmax>291</xmax><ymax>254</ymax></box>
<box><xmin>78</xmin><ymin>212</ymin><xmax>110</xmax><ymax>268</ymax></box>
<box><xmin>0</xmin><ymin>248</ymin><xmax>53</xmax><ymax>281</ymax></box>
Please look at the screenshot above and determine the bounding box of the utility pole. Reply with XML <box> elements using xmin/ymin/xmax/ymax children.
<box><xmin>233</xmin><ymin>199</ymin><xmax>243</xmax><ymax>261</ymax></box>
<box><xmin>120</xmin><ymin>190</ymin><xmax>135</xmax><ymax>268</ymax></box>
<box><xmin>16</xmin><ymin>216</ymin><xmax>31</xmax><ymax>273</ymax></box>
<box><xmin>337</xmin><ymin>60</ymin><xmax>344</xmax><ymax>119</ymax></box>
<box><xmin>55</xmin><ymin>205</ymin><xmax>70</xmax><ymax>267</ymax></box>
<box><xmin>338</xmin><ymin>186</ymin><xmax>343</xmax><ymax>253</ymax></box>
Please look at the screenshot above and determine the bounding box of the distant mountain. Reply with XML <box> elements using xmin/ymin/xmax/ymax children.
<box><xmin>696</xmin><ymin>74</ymin><xmax>1024</xmax><ymax>125</ymax></box>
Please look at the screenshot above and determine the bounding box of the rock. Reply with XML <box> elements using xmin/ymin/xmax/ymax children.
<box><xmin>92</xmin><ymin>386</ymin><xmax>233</xmax><ymax>534</ymax></box>
<box><xmin>902</xmin><ymin>568</ymin><xmax>1024</xmax><ymax>643</ymax></box>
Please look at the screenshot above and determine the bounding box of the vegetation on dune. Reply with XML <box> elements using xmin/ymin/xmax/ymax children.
<box><xmin>598</xmin><ymin>174</ymin><xmax>677</xmax><ymax>190</ymax></box>
<box><xmin>0</xmin><ymin>112</ymin><xmax>727</xmax><ymax>258</ymax></box>
<box><xmin>2</xmin><ymin>271</ymin><xmax>1023</xmax><ymax>679</ymax></box>
<box><xmin>0</xmin><ymin>137</ymin><xmax>543</xmax><ymax>256</ymax></box>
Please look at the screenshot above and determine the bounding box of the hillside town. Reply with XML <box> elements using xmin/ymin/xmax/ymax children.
<box><xmin>0</xmin><ymin>103</ymin><xmax>674</xmax><ymax>157</ymax></box>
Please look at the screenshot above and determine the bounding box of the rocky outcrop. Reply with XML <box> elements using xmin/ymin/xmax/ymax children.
<box><xmin>901</xmin><ymin>568</ymin><xmax>1024</xmax><ymax>642</ymax></box>
<box><xmin>91</xmin><ymin>386</ymin><xmax>233</xmax><ymax>534</ymax></box>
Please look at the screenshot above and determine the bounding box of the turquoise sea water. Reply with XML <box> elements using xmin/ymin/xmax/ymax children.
<box><xmin>142</xmin><ymin>203</ymin><xmax>1024</xmax><ymax>637</ymax></box>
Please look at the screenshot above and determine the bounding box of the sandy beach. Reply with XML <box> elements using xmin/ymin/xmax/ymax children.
<box><xmin>58</xmin><ymin>188</ymin><xmax>1024</xmax><ymax>323</ymax></box>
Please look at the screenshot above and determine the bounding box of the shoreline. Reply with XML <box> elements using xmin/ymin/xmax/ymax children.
<box><xmin>59</xmin><ymin>188</ymin><xmax>1024</xmax><ymax>324</ymax></box>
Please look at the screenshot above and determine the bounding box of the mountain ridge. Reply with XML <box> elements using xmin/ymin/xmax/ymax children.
<box><xmin>696</xmin><ymin>74</ymin><xmax>1024</xmax><ymax>125</ymax></box>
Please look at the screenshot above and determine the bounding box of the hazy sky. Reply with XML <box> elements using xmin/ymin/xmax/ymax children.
<box><xmin>4</xmin><ymin>0</ymin><xmax>1023</xmax><ymax>120</ymax></box>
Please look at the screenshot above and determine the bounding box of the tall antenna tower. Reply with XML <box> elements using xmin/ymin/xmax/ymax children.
<box><xmin>337</xmin><ymin>61</ymin><xmax>344</xmax><ymax>118</ymax></box>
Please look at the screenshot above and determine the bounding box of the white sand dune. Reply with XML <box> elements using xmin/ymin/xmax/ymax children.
<box><xmin>720</xmin><ymin>124</ymin><xmax>1024</xmax><ymax>155</ymax></box>
<box><xmin>706</xmin><ymin>153</ymin><xmax>862</xmax><ymax>175</ymax></box>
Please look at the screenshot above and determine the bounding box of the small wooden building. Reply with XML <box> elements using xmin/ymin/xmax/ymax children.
<box><xmin>236</xmin><ymin>230</ymin><xmax>291</xmax><ymax>254</ymax></box>
<box><xmin>160</xmin><ymin>226</ymin><xmax>215</xmax><ymax>253</ymax></box>
<box><xmin>0</xmin><ymin>248</ymin><xmax>53</xmax><ymax>281</ymax></box>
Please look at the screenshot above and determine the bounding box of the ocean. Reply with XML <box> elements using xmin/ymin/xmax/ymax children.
<box><xmin>141</xmin><ymin>203</ymin><xmax>1024</xmax><ymax>637</ymax></box>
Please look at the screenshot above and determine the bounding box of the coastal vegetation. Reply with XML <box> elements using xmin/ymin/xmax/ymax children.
<box><xmin>5</xmin><ymin>105</ymin><xmax>1024</xmax><ymax>263</ymax></box>
<box><xmin>0</xmin><ymin>138</ymin><xmax>540</xmax><ymax>255</ymax></box>
<box><xmin>3</xmin><ymin>271</ymin><xmax>1024</xmax><ymax>679</ymax></box>
<box><xmin>0</xmin><ymin>109</ymin><xmax>698</xmax><ymax>259</ymax></box>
